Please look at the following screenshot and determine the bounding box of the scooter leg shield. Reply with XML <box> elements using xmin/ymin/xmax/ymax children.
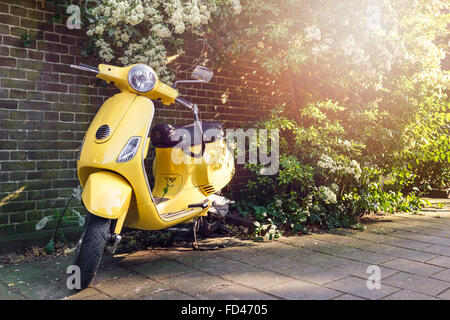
<box><xmin>82</xmin><ymin>171</ymin><xmax>132</xmax><ymax>220</ymax></box>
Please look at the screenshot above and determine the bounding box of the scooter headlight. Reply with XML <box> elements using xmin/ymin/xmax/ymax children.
<box><xmin>128</xmin><ymin>64</ymin><xmax>157</xmax><ymax>93</ymax></box>
<box><xmin>117</xmin><ymin>137</ymin><xmax>141</xmax><ymax>163</ymax></box>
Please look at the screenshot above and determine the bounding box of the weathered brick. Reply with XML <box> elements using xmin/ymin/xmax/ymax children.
<box><xmin>37</xmin><ymin>41</ymin><xmax>68</xmax><ymax>53</ymax></box>
<box><xmin>27</xmin><ymin>91</ymin><xmax>43</xmax><ymax>100</ymax></box>
<box><xmin>9</xmin><ymin>171</ymin><xmax>26</xmax><ymax>181</ymax></box>
<box><xmin>59</xmin><ymin>131</ymin><xmax>74</xmax><ymax>140</ymax></box>
<box><xmin>10</xmin><ymin>150</ymin><xmax>27</xmax><ymax>160</ymax></box>
<box><xmin>15</xmin><ymin>222</ymin><xmax>38</xmax><ymax>233</ymax></box>
<box><xmin>43</xmin><ymin>92</ymin><xmax>58</xmax><ymax>101</ymax></box>
<box><xmin>43</xmin><ymin>190</ymin><xmax>59</xmax><ymax>198</ymax></box>
<box><xmin>36</xmin><ymin>160</ymin><xmax>67</xmax><ymax>170</ymax></box>
<box><xmin>26</xmin><ymin>110</ymin><xmax>43</xmax><ymax>120</ymax></box>
<box><xmin>26</xmin><ymin>170</ymin><xmax>58</xmax><ymax>180</ymax></box>
<box><xmin>26</xmin><ymin>151</ymin><xmax>44</xmax><ymax>160</ymax></box>
<box><xmin>9</xmin><ymin>131</ymin><xmax>26</xmax><ymax>140</ymax></box>
<box><xmin>10</xmin><ymin>110</ymin><xmax>26</xmax><ymax>120</ymax></box>
<box><xmin>0</xmin><ymin>214</ymin><xmax>9</xmax><ymax>225</ymax></box>
<box><xmin>9</xmin><ymin>89</ymin><xmax>27</xmax><ymax>99</ymax></box>
<box><xmin>27</xmin><ymin>49</ymin><xmax>43</xmax><ymax>60</ymax></box>
<box><xmin>0</xmin><ymin>45</ymin><xmax>9</xmax><ymax>56</ymax></box>
<box><xmin>18</xmin><ymin>180</ymin><xmax>52</xmax><ymax>191</ymax></box>
<box><xmin>0</xmin><ymin>22</ymin><xmax>9</xmax><ymax>35</ymax></box>
<box><xmin>59</xmin><ymin>169</ymin><xmax>75</xmax><ymax>178</ymax></box>
<box><xmin>2</xmin><ymin>35</ymin><xmax>23</xmax><ymax>47</ymax></box>
<box><xmin>44</xmin><ymin>151</ymin><xmax>59</xmax><ymax>159</ymax></box>
<box><xmin>36</xmin><ymin>199</ymin><xmax>66</xmax><ymax>210</ymax></box>
<box><xmin>4</xmin><ymin>0</ymin><xmax>35</xmax><ymax>8</ymax></box>
<box><xmin>0</xmin><ymin>172</ymin><xmax>9</xmax><ymax>182</ymax></box>
<box><xmin>9</xmin><ymin>212</ymin><xmax>26</xmax><ymax>223</ymax></box>
<box><xmin>28</xmin><ymin>10</ymin><xmax>45</xmax><ymax>21</ymax></box>
<box><xmin>8</xmin><ymin>68</ymin><xmax>26</xmax><ymax>79</ymax></box>
<box><xmin>45</xmin><ymin>52</ymin><xmax>59</xmax><ymax>62</ymax></box>
<box><xmin>60</xmin><ymin>54</ymin><xmax>74</xmax><ymax>64</ymax></box>
<box><xmin>36</xmin><ymin>81</ymin><xmax>67</xmax><ymax>92</ymax></box>
<box><xmin>0</xmin><ymin>182</ymin><xmax>17</xmax><ymax>193</ymax></box>
<box><xmin>26</xmin><ymin>210</ymin><xmax>43</xmax><ymax>221</ymax></box>
<box><xmin>20</xmin><ymin>18</ymin><xmax>45</xmax><ymax>30</ymax></box>
<box><xmin>60</xmin><ymin>151</ymin><xmax>75</xmax><ymax>159</ymax></box>
<box><xmin>0</xmin><ymin>118</ymin><xmax>36</xmax><ymax>130</ymax></box>
<box><xmin>2</xmin><ymin>78</ymin><xmax>35</xmax><ymax>90</ymax></box>
<box><xmin>9</xmin><ymin>6</ymin><xmax>28</xmax><ymax>17</ymax></box>
<box><xmin>0</xmin><ymin>151</ymin><xmax>9</xmax><ymax>160</ymax></box>
<box><xmin>0</xmin><ymin>14</ymin><xmax>20</xmax><ymax>26</ymax></box>
<box><xmin>0</xmin><ymin>225</ymin><xmax>16</xmax><ymax>235</ymax></box>
<box><xmin>44</xmin><ymin>32</ymin><xmax>59</xmax><ymax>42</ymax></box>
<box><xmin>0</xmin><ymin>140</ymin><xmax>17</xmax><ymax>150</ymax></box>
<box><xmin>0</xmin><ymin>57</ymin><xmax>16</xmax><ymax>67</ymax></box>
<box><xmin>0</xmin><ymin>201</ymin><xmax>34</xmax><ymax>214</ymax></box>
<box><xmin>60</xmin><ymin>35</ymin><xmax>75</xmax><ymax>45</ymax></box>
<box><xmin>73</xmin><ymin>94</ymin><xmax>90</xmax><ymax>104</ymax></box>
<box><xmin>2</xmin><ymin>161</ymin><xmax>34</xmax><ymax>171</ymax></box>
<box><xmin>60</xmin><ymin>74</ymin><xmax>74</xmax><ymax>84</ymax></box>
<box><xmin>18</xmin><ymin>99</ymin><xmax>51</xmax><ymax>110</ymax></box>
<box><xmin>17</xmin><ymin>58</ymin><xmax>48</xmax><ymax>70</ymax></box>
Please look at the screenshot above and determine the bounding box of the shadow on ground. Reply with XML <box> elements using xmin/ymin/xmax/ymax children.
<box><xmin>1</xmin><ymin>199</ymin><xmax>449</xmax><ymax>300</ymax></box>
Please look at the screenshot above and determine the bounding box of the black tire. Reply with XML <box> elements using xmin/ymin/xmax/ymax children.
<box><xmin>198</xmin><ymin>213</ymin><xmax>222</xmax><ymax>237</ymax></box>
<box><xmin>73</xmin><ymin>213</ymin><xmax>111</xmax><ymax>289</ymax></box>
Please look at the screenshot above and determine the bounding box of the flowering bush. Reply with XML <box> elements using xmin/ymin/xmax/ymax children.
<box><xmin>85</xmin><ymin>0</ymin><xmax>242</xmax><ymax>82</ymax></box>
<box><xmin>211</xmin><ymin>0</ymin><xmax>449</xmax><ymax>237</ymax></box>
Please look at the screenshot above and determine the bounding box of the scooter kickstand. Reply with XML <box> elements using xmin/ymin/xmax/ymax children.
<box><xmin>192</xmin><ymin>219</ymin><xmax>199</xmax><ymax>250</ymax></box>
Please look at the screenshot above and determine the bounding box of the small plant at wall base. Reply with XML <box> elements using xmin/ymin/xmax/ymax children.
<box><xmin>35</xmin><ymin>186</ymin><xmax>85</xmax><ymax>254</ymax></box>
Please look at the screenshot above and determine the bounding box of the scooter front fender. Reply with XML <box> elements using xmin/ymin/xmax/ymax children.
<box><xmin>82</xmin><ymin>171</ymin><xmax>132</xmax><ymax>220</ymax></box>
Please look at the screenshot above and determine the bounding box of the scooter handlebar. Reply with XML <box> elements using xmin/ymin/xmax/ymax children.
<box><xmin>70</xmin><ymin>63</ymin><xmax>99</xmax><ymax>73</ymax></box>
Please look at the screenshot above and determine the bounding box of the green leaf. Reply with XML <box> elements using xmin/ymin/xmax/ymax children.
<box><xmin>44</xmin><ymin>238</ymin><xmax>55</xmax><ymax>254</ymax></box>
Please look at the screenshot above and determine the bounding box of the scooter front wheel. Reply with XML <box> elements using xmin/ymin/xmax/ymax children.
<box><xmin>73</xmin><ymin>212</ymin><xmax>111</xmax><ymax>289</ymax></box>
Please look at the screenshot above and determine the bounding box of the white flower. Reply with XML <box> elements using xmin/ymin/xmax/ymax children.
<box><xmin>317</xmin><ymin>154</ymin><xmax>335</xmax><ymax>170</ymax></box>
<box><xmin>341</xmin><ymin>35</ymin><xmax>356</xmax><ymax>56</ymax></box>
<box><xmin>72</xmin><ymin>185</ymin><xmax>82</xmax><ymax>200</ymax></box>
<box><xmin>86</xmin><ymin>0</ymin><xmax>240</xmax><ymax>81</ymax></box>
<box><xmin>95</xmin><ymin>24</ymin><xmax>104</xmax><ymax>35</ymax></box>
<box><xmin>304</xmin><ymin>25</ymin><xmax>321</xmax><ymax>42</ymax></box>
<box><xmin>152</xmin><ymin>24</ymin><xmax>172</xmax><ymax>38</ymax></box>
<box><xmin>319</xmin><ymin>186</ymin><xmax>337</xmax><ymax>204</ymax></box>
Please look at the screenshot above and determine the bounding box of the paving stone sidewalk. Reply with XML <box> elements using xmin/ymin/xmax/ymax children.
<box><xmin>1</xmin><ymin>198</ymin><xmax>450</xmax><ymax>300</ymax></box>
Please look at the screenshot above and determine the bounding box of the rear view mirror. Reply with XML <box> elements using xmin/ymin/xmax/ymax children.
<box><xmin>191</xmin><ymin>66</ymin><xmax>213</xmax><ymax>82</ymax></box>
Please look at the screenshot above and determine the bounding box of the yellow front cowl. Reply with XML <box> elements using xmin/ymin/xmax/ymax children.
<box><xmin>82</xmin><ymin>171</ymin><xmax>132</xmax><ymax>219</ymax></box>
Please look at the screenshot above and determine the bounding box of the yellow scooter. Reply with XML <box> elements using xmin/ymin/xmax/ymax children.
<box><xmin>70</xmin><ymin>63</ymin><xmax>235</xmax><ymax>288</ymax></box>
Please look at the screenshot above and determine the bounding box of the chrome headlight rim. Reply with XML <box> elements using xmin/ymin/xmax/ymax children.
<box><xmin>127</xmin><ymin>64</ymin><xmax>157</xmax><ymax>93</ymax></box>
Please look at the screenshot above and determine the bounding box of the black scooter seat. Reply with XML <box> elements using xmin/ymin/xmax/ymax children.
<box><xmin>150</xmin><ymin>121</ymin><xmax>224</xmax><ymax>148</ymax></box>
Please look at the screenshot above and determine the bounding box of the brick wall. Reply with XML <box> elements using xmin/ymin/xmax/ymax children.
<box><xmin>0</xmin><ymin>0</ymin><xmax>284</xmax><ymax>238</ymax></box>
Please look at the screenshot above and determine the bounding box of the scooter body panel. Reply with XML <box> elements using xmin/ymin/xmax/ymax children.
<box><xmin>151</xmin><ymin>140</ymin><xmax>235</xmax><ymax>215</ymax></box>
<box><xmin>81</xmin><ymin>171</ymin><xmax>132</xmax><ymax>219</ymax></box>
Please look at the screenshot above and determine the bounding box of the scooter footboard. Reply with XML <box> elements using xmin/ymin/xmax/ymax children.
<box><xmin>82</xmin><ymin>171</ymin><xmax>132</xmax><ymax>220</ymax></box>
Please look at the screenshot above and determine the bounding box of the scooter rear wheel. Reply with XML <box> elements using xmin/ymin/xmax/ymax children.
<box><xmin>73</xmin><ymin>212</ymin><xmax>111</xmax><ymax>289</ymax></box>
<box><xmin>198</xmin><ymin>214</ymin><xmax>222</xmax><ymax>237</ymax></box>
